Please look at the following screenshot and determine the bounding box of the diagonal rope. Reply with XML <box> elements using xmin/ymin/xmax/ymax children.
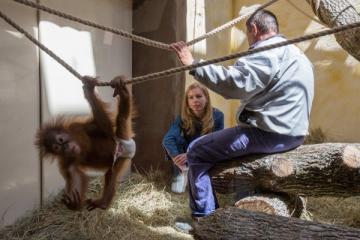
<box><xmin>2</xmin><ymin>8</ymin><xmax>360</xmax><ymax>87</ymax></box>
<box><xmin>12</xmin><ymin>0</ymin><xmax>170</xmax><ymax>50</ymax></box>
<box><xmin>308</xmin><ymin>0</ymin><xmax>326</xmax><ymax>23</ymax></box>
<box><xmin>0</xmin><ymin>9</ymin><xmax>84</xmax><ymax>81</ymax></box>
<box><xmin>122</xmin><ymin>21</ymin><xmax>360</xmax><ymax>86</ymax></box>
<box><xmin>286</xmin><ymin>0</ymin><xmax>324</xmax><ymax>25</ymax></box>
<box><xmin>12</xmin><ymin>0</ymin><xmax>278</xmax><ymax>50</ymax></box>
<box><xmin>186</xmin><ymin>0</ymin><xmax>279</xmax><ymax>46</ymax></box>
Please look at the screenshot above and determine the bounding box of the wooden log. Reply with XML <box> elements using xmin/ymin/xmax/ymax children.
<box><xmin>192</xmin><ymin>207</ymin><xmax>360</xmax><ymax>240</ymax></box>
<box><xmin>235</xmin><ymin>194</ymin><xmax>291</xmax><ymax>217</ymax></box>
<box><xmin>210</xmin><ymin>143</ymin><xmax>360</xmax><ymax>196</ymax></box>
<box><xmin>234</xmin><ymin>193</ymin><xmax>305</xmax><ymax>218</ymax></box>
<box><xmin>306</xmin><ymin>0</ymin><xmax>360</xmax><ymax>61</ymax></box>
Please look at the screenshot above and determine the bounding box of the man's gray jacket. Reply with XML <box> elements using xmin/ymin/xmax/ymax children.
<box><xmin>190</xmin><ymin>35</ymin><xmax>314</xmax><ymax>136</ymax></box>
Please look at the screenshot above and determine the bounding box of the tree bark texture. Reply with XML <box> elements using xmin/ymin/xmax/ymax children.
<box><xmin>210</xmin><ymin>143</ymin><xmax>360</xmax><ymax>197</ymax></box>
<box><xmin>306</xmin><ymin>0</ymin><xmax>360</xmax><ymax>61</ymax></box>
<box><xmin>192</xmin><ymin>207</ymin><xmax>360</xmax><ymax>240</ymax></box>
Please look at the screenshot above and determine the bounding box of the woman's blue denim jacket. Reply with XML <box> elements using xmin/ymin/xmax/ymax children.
<box><xmin>162</xmin><ymin>108</ymin><xmax>224</xmax><ymax>159</ymax></box>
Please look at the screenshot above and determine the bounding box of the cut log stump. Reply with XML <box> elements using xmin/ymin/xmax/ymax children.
<box><xmin>234</xmin><ymin>193</ymin><xmax>306</xmax><ymax>218</ymax></box>
<box><xmin>210</xmin><ymin>143</ymin><xmax>360</xmax><ymax>197</ymax></box>
<box><xmin>192</xmin><ymin>207</ymin><xmax>360</xmax><ymax>240</ymax></box>
<box><xmin>235</xmin><ymin>194</ymin><xmax>290</xmax><ymax>217</ymax></box>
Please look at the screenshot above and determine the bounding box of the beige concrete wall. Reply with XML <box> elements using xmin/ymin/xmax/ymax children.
<box><xmin>0</xmin><ymin>1</ymin><xmax>40</xmax><ymax>227</ymax></box>
<box><xmin>186</xmin><ymin>0</ymin><xmax>360</xmax><ymax>142</ymax></box>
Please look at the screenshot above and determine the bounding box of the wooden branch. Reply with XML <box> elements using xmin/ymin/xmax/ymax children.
<box><xmin>192</xmin><ymin>207</ymin><xmax>360</xmax><ymax>240</ymax></box>
<box><xmin>210</xmin><ymin>143</ymin><xmax>360</xmax><ymax>197</ymax></box>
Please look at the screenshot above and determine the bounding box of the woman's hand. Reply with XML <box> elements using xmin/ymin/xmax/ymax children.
<box><xmin>172</xmin><ymin>153</ymin><xmax>188</xmax><ymax>169</ymax></box>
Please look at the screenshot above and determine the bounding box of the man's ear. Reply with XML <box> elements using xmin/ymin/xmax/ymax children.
<box><xmin>250</xmin><ymin>23</ymin><xmax>258</xmax><ymax>36</ymax></box>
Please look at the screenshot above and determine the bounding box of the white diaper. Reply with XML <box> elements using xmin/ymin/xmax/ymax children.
<box><xmin>113</xmin><ymin>137</ymin><xmax>136</xmax><ymax>159</ymax></box>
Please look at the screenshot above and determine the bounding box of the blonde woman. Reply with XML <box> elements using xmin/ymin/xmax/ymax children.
<box><xmin>162</xmin><ymin>83</ymin><xmax>224</xmax><ymax>193</ymax></box>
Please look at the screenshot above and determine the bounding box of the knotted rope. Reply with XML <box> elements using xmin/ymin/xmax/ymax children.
<box><xmin>0</xmin><ymin>9</ymin><xmax>84</xmax><ymax>81</ymax></box>
<box><xmin>122</xmin><ymin>21</ymin><xmax>360</xmax><ymax>85</ymax></box>
<box><xmin>12</xmin><ymin>0</ymin><xmax>278</xmax><ymax>49</ymax></box>
<box><xmin>12</xmin><ymin>0</ymin><xmax>170</xmax><ymax>50</ymax></box>
<box><xmin>308</xmin><ymin>0</ymin><xmax>326</xmax><ymax>23</ymax></box>
<box><xmin>186</xmin><ymin>0</ymin><xmax>279</xmax><ymax>46</ymax></box>
<box><xmin>2</xmin><ymin>8</ymin><xmax>360</xmax><ymax>86</ymax></box>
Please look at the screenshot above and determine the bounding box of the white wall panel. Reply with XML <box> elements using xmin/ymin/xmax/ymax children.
<box><xmin>0</xmin><ymin>1</ymin><xmax>40</xmax><ymax>227</ymax></box>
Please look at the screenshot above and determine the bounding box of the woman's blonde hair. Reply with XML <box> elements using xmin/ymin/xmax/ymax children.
<box><xmin>181</xmin><ymin>83</ymin><xmax>214</xmax><ymax>136</ymax></box>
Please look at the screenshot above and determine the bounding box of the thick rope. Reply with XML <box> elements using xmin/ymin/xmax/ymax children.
<box><xmin>123</xmin><ymin>21</ymin><xmax>360</xmax><ymax>86</ymax></box>
<box><xmin>315</xmin><ymin>0</ymin><xmax>322</xmax><ymax>18</ymax></box>
<box><xmin>0</xmin><ymin>9</ymin><xmax>84</xmax><ymax>81</ymax></box>
<box><xmin>12</xmin><ymin>0</ymin><xmax>170</xmax><ymax>50</ymax></box>
<box><xmin>308</xmin><ymin>0</ymin><xmax>326</xmax><ymax>23</ymax></box>
<box><xmin>2</xmin><ymin>8</ymin><xmax>360</xmax><ymax>86</ymax></box>
<box><xmin>186</xmin><ymin>0</ymin><xmax>279</xmax><ymax>46</ymax></box>
<box><xmin>12</xmin><ymin>0</ymin><xmax>278</xmax><ymax>50</ymax></box>
<box><xmin>286</xmin><ymin>0</ymin><xmax>324</xmax><ymax>25</ymax></box>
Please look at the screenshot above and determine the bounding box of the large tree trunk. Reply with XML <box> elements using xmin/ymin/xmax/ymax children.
<box><xmin>211</xmin><ymin>143</ymin><xmax>360</xmax><ymax>196</ymax></box>
<box><xmin>192</xmin><ymin>207</ymin><xmax>360</xmax><ymax>240</ymax></box>
<box><xmin>306</xmin><ymin>0</ymin><xmax>360</xmax><ymax>61</ymax></box>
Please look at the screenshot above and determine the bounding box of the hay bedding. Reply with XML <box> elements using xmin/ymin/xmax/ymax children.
<box><xmin>0</xmin><ymin>172</ymin><xmax>194</xmax><ymax>240</ymax></box>
<box><xmin>307</xmin><ymin>197</ymin><xmax>360</xmax><ymax>228</ymax></box>
<box><xmin>1</xmin><ymin>167</ymin><xmax>360</xmax><ymax>239</ymax></box>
